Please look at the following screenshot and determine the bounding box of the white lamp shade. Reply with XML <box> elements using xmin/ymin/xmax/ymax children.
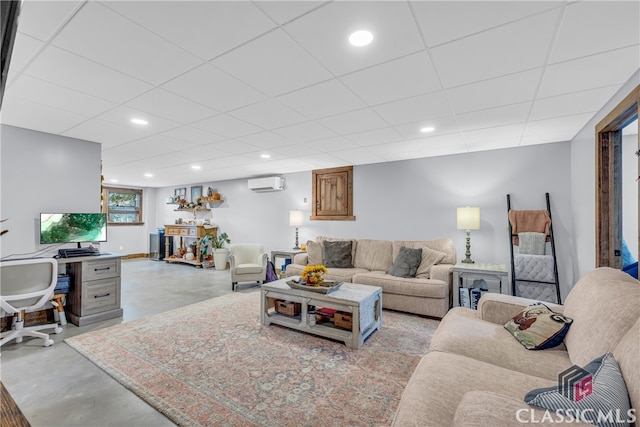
<box><xmin>457</xmin><ymin>207</ymin><xmax>480</xmax><ymax>230</ymax></box>
<box><xmin>289</xmin><ymin>210</ymin><xmax>304</xmax><ymax>227</ymax></box>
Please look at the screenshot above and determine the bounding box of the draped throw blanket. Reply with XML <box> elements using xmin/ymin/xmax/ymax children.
<box><xmin>508</xmin><ymin>210</ymin><xmax>551</xmax><ymax>245</ymax></box>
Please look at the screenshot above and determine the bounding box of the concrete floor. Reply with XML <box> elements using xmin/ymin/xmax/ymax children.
<box><xmin>0</xmin><ymin>259</ymin><xmax>259</xmax><ymax>427</ymax></box>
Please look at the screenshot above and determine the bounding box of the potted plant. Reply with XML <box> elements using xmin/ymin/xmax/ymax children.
<box><xmin>211</xmin><ymin>232</ymin><xmax>230</xmax><ymax>270</ymax></box>
<box><xmin>198</xmin><ymin>233</ymin><xmax>213</xmax><ymax>264</ymax></box>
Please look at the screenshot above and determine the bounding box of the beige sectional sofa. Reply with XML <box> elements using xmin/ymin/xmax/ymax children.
<box><xmin>393</xmin><ymin>267</ymin><xmax>640</xmax><ymax>426</ymax></box>
<box><xmin>285</xmin><ymin>236</ymin><xmax>456</xmax><ymax>318</ymax></box>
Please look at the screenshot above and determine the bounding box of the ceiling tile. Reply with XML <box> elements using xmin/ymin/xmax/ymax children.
<box><xmin>162</xmin><ymin>63</ymin><xmax>267</xmax><ymax>112</ymax></box>
<box><xmin>284</xmin><ymin>1</ymin><xmax>425</xmax><ymax>75</ymax></box>
<box><xmin>24</xmin><ymin>45</ymin><xmax>153</xmax><ymax>103</ymax></box>
<box><xmin>125</xmin><ymin>88</ymin><xmax>218</xmax><ymax>125</ymax></box>
<box><xmin>192</xmin><ymin>114</ymin><xmax>263</xmax><ymax>139</ymax></box>
<box><xmin>456</xmin><ymin>102</ymin><xmax>532</xmax><ymax>132</ymax></box>
<box><xmin>95</xmin><ymin>106</ymin><xmax>182</xmax><ymax>135</ymax></box>
<box><xmin>393</xmin><ymin>115</ymin><xmax>460</xmax><ymax>139</ymax></box>
<box><xmin>18</xmin><ymin>0</ymin><xmax>83</xmax><ymax>41</ymax></box>
<box><xmin>214</xmin><ymin>28</ymin><xmax>332</xmax><ymax>97</ymax></box>
<box><xmin>103</xmin><ymin>1</ymin><xmax>276</xmax><ymax>61</ymax></box>
<box><xmin>62</xmin><ymin>118</ymin><xmax>154</xmax><ymax>147</ymax></box>
<box><xmin>538</xmin><ymin>46</ymin><xmax>639</xmax><ymax>98</ymax></box>
<box><xmin>446</xmin><ymin>69</ymin><xmax>542</xmax><ymax>114</ymax></box>
<box><xmin>346</xmin><ymin>127</ymin><xmax>404</xmax><ymax>147</ymax></box>
<box><xmin>5</xmin><ymin>75</ymin><xmax>117</xmax><ymax>117</ymax></box>
<box><xmin>272</xmin><ymin>143</ymin><xmax>322</xmax><ymax>157</ymax></box>
<box><xmin>160</xmin><ymin>126</ymin><xmax>226</xmax><ymax>146</ymax></box>
<box><xmin>6</xmin><ymin>33</ymin><xmax>43</xmax><ymax>76</ymax></box>
<box><xmin>550</xmin><ymin>1</ymin><xmax>640</xmax><ymax>64</ymax></box>
<box><xmin>529</xmin><ymin>86</ymin><xmax>620</xmax><ymax>122</ymax></box>
<box><xmin>340</xmin><ymin>52</ymin><xmax>441</xmax><ymax>105</ymax></box>
<box><xmin>277</xmin><ymin>78</ymin><xmax>365</xmax><ymax>119</ymax></box>
<box><xmin>272</xmin><ymin>121</ymin><xmax>337</xmax><ymax>143</ymax></box>
<box><xmin>374</xmin><ymin>91</ymin><xmax>451</xmax><ymax>126</ymax></box>
<box><xmin>0</xmin><ymin>97</ymin><xmax>90</xmax><ymax>134</ymax></box>
<box><xmin>412</xmin><ymin>1</ymin><xmax>563</xmax><ymax>47</ymax></box>
<box><xmin>522</xmin><ymin>112</ymin><xmax>596</xmax><ymax>141</ymax></box>
<box><xmin>237</xmin><ymin>131</ymin><xmax>291</xmax><ymax>150</ymax></box>
<box><xmin>228</xmin><ymin>99</ymin><xmax>307</xmax><ymax>130</ymax></box>
<box><xmin>255</xmin><ymin>1</ymin><xmax>327</xmax><ymax>25</ymax></box>
<box><xmin>331</xmin><ymin>147</ymin><xmax>384</xmax><ymax>165</ymax></box>
<box><xmin>51</xmin><ymin>2</ymin><xmax>202</xmax><ymax>85</ymax></box>
<box><xmin>461</xmin><ymin>123</ymin><xmax>526</xmax><ymax>145</ymax></box>
<box><xmin>318</xmin><ymin>108</ymin><xmax>388</xmax><ymax>135</ymax></box>
<box><xmin>102</xmin><ymin>135</ymin><xmax>199</xmax><ymax>166</ymax></box>
<box><xmin>203</xmin><ymin>139</ymin><xmax>262</xmax><ymax>155</ymax></box>
<box><xmin>305</xmin><ymin>136</ymin><xmax>359</xmax><ymax>152</ymax></box>
<box><xmin>430</xmin><ymin>9</ymin><xmax>561</xmax><ymax>88</ymax></box>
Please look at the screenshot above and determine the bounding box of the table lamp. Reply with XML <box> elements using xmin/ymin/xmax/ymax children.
<box><xmin>457</xmin><ymin>206</ymin><xmax>480</xmax><ymax>264</ymax></box>
<box><xmin>289</xmin><ymin>210</ymin><xmax>304</xmax><ymax>249</ymax></box>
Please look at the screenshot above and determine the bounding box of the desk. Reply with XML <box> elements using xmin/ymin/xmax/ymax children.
<box><xmin>57</xmin><ymin>253</ymin><xmax>123</xmax><ymax>326</ymax></box>
<box><xmin>164</xmin><ymin>224</ymin><xmax>217</xmax><ymax>268</ymax></box>
<box><xmin>452</xmin><ymin>262</ymin><xmax>508</xmax><ymax>308</ymax></box>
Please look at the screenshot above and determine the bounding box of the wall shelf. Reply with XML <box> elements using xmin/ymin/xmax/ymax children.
<box><xmin>174</xmin><ymin>207</ymin><xmax>210</xmax><ymax>212</ymax></box>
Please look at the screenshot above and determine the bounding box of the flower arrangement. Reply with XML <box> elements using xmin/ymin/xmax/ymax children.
<box><xmin>301</xmin><ymin>264</ymin><xmax>328</xmax><ymax>286</ymax></box>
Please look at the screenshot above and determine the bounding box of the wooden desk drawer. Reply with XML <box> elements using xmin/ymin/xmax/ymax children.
<box><xmin>82</xmin><ymin>259</ymin><xmax>120</xmax><ymax>281</ymax></box>
<box><xmin>83</xmin><ymin>278</ymin><xmax>120</xmax><ymax>315</ymax></box>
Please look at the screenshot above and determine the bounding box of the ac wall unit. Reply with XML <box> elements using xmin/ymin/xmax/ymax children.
<box><xmin>248</xmin><ymin>176</ymin><xmax>284</xmax><ymax>192</ymax></box>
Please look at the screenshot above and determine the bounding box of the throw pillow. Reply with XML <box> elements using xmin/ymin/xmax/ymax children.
<box><xmin>306</xmin><ymin>240</ymin><xmax>323</xmax><ymax>265</ymax></box>
<box><xmin>519</xmin><ymin>232</ymin><xmax>546</xmax><ymax>255</ymax></box>
<box><xmin>386</xmin><ymin>246</ymin><xmax>423</xmax><ymax>278</ymax></box>
<box><xmin>416</xmin><ymin>246</ymin><xmax>447</xmax><ymax>278</ymax></box>
<box><xmin>323</xmin><ymin>240</ymin><xmax>353</xmax><ymax>268</ymax></box>
<box><xmin>504</xmin><ymin>303</ymin><xmax>573</xmax><ymax>350</ymax></box>
<box><xmin>525</xmin><ymin>353</ymin><xmax>632</xmax><ymax>427</ymax></box>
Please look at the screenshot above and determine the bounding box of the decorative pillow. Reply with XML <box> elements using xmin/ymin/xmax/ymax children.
<box><xmin>519</xmin><ymin>232</ymin><xmax>546</xmax><ymax>255</ymax></box>
<box><xmin>416</xmin><ymin>246</ymin><xmax>447</xmax><ymax>278</ymax></box>
<box><xmin>504</xmin><ymin>303</ymin><xmax>573</xmax><ymax>350</ymax></box>
<box><xmin>386</xmin><ymin>246</ymin><xmax>423</xmax><ymax>278</ymax></box>
<box><xmin>306</xmin><ymin>240</ymin><xmax>323</xmax><ymax>265</ymax></box>
<box><xmin>322</xmin><ymin>240</ymin><xmax>353</xmax><ymax>268</ymax></box>
<box><xmin>525</xmin><ymin>353</ymin><xmax>632</xmax><ymax>427</ymax></box>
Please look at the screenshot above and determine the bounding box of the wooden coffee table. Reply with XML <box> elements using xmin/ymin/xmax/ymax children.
<box><xmin>260</xmin><ymin>278</ymin><xmax>382</xmax><ymax>349</ymax></box>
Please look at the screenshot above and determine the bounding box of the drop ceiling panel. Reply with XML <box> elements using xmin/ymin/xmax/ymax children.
<box><xmin>340</xmin><ymin>52</ymin><xmax>441</xmax><ymax>105</ymax></box>
<box><xmin>160</xmin><ymin>126</ymin><xmax>226</xmax><ymax>146</ymax></box>
<box><xmin>318</xmin><ymin>108</ymin><xmax>388</xmax><ymax>135</ymax></box>
<box><xmin>461</xmin><ymin>123</ymin><xmax>526</xmax><ymax>144</ymax></box>
<box><xmin>346</xmin><ymin>127</ymin><xmax>404</xmax><ymax>147</ymax></box>
<box><xmin>529</xmin><ymin>86</ymin><xmax>620</xmax><ymax>122</ymax></box>
<box><xmin>237</xmin><ymin>131</ymin><xmax>291</xmax><ymax>150</ymax></box>
<box><xmin>0</xmin><ymin>97</ymin><xmax>90</xmax><ymax>134</ymax></box>
<box><xmin>277</xmin><ymin>79</ymin><xmax>365</xmax><ymax>119</ymax></box>
<box><xmin>102</xmin><ymin>1</ymin><xmax>276</xmax><ymax>61</ymax></box>
<box><xmin>62</xmin><ymin>118</ymin><xmax>153</xmax><ymax>147</ymax></box>
<box><xmin>124</xmin><ymin>89</ymin><xmax>218</xmax><ymax>125</ymax></box>
<box><xmin>255</xmin><ymin>1</ymin><xmax>327</xmax><ymax>25</ymax></box>
<box><xmin>331</xmin><ymin>147</ymin><xmax>384</xmax><ymax>164</ymax></box>
<box><xmin>537</xmin><ymin>46</ymin><xmax>639</xmax><ymax>98</ymax></box>
<box><xmin>412</xmin><ymin>1</ymin><xmax>562</xmax><ymax>47</ymax></box>
<box><xmin>228</xmin><ymin>99</ymin><xmax>308</xmax><ymax>130</ymax></box>
<box><xmin>523</xmin><ymin>113</ymin><xmax>596</xmax><ymax>140</ymax></box>
<box><xmin>213</xmin><ymin>28</ymin><xmax>333</xmax><ymax>97</ymax></box>
<box><xmin>393</xmin><ymin>116</ymin><xmax>460</xmax><ymax>139</ymax></box>
<box><xmin>550</xmin><ymin>1</ymin><xmax>640</xmax><ymax>64</ymax></box>
<box><xmin>272</xmin><ymin>143</ymin><xmax>322</xmax><ymax>157</ymax></box>
<box><xmin>161</xmin><ymin>63</ymin><xmax>267</xmax><ymax>112</ymax></box>
<box><xmin>192</xmin><ymin>114</ymin><xmax>263</xmax><ymax>139</ymax></box>
<box><xmin>102</xmin><ymin>135</ymin><xmax>199</xmax><ymax>166</ymax></box>
<box><xmin>284</xmin><ymin>1</ymin><xmax>425</xmax><ymax>76</ymax></box>
<box><xmin>456</xmin><ymin>102</ymin><xmax>532</xmax><ymax>132</ymax></box>
<box><xmin>430</xmin><ymin>9</ymin><xmax>561</xmax><ymax>88</ymax></box>
<box><xmin>204</xmin><ymin>139</ymin><xmax>261</xmax><ymax>155</ymax></box>
<box><xmin>17</xmin><ymin>0</ymin><xmax>83</xmax><ymax>41</ymax></box>
<box><xmin>6</xmin><ymin>33</ymin><xmax>43</xmax><ymax>77</ymax></box>
<box><xmin>24</xmin><ymin>46</ymin><xmax>153</xmax><ymax>103</ymax></box>
<box><xmin>373</xmin><ymin>91</ymin><xmax>452</xmax><ymax>126</ymax></box>
<box><xmin>51</xmin><ymin>2</ymin><xmax>202</xmax><ymax>85</ymax></box>
<box><xmin>95</xmin><ymin>106</ymin><xmax>182</xmax><ymax>135</ymax></box>
<box><xmin>272</xmin><ymin>121</ymin><xmax>337</xmax><ymax>143</ymax></box>
<box><xmin>305</xmin><ymin>136</ymin><xmax>359</xmax><ymax>152</ymax></box>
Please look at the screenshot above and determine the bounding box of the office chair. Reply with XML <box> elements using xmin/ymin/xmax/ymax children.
<box><xmin>1</xmin><ymin>258</ymin><xmax>63</xmax><ymax>347</ymax></box>
<box><xmin>229</xmin><ymin>244</ymin><xmax>268</xmax><ymax>291</ymax></box>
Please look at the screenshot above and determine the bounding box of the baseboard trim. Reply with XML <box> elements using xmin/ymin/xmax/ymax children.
<box><xmin>123</xmin><ymin>253</ymin><xmax>148</xmax><ymax>260</ymax></box>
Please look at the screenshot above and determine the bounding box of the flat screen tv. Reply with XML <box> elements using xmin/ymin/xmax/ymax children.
<box><xmin>40</xmin><ymin>213</ymin><xmax>107</xmax><ymax>246</ymax></box>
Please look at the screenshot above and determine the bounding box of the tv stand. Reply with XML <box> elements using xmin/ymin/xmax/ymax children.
<box><xmin>57</xmin><ymin>253</ymin><xmax>123</xmax><ymax>326</ymax></box>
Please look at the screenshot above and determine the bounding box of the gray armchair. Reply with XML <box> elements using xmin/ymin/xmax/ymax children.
<box><xmin>229</xmin><ymin>244</ymin><xmax>268</xmax><ymax>291</ymax></box>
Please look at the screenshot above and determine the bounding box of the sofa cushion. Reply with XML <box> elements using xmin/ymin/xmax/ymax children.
<box><xmin>613</xmin><ymin>318</ymin><xmax>640</xmax><ymax>414</ymax></box>
<box><xmin>562</xmin><ymin>268</ymin><xmax>640</xmax><ymax>367</ymax></box>
<box><xmin>386</xmin><ymin>246</ymin><xmax>422</xmax><ymax>278</ymax></box>
<box><xmin>392</xmin><ymin>351</ymin><xmax>555</xmax><ymax>427</ymax></box>
<box><xmin>392</xmin><ymin>241</ymin><xmax>447</xmax><ymax>278</ymax></box>
<box><xmin>353</xmin><ymin>271</ymin><xmax>448</xmax><ymax>299</ymax></box>
<box><xmin>306</xmin><ymin>240</ymin><xmax>323</xmax><ymax>265</ymax></box>
<box><xmin>430</xmin><ymin>307</ymin><xmax>571</xmax><ymax>381</ymax></box>
<box><xmin>504</xmin><ymin>303</ymin><xmax>573</xmax><ymax>350</ymax></box>
<box><xmin>322</xmin><ymin>240</ymin><xmax>353</xmax><ymax>268</ymax></box>
<box><xmin>323</xmin><ymin>268</ymin><xmax>368</xmax><ymax>282</ymax></box>
<box><xmin>353</xmin><ymin>239</ymin><xmax>393</xmax><ymax>271</ymax></box>
<box><xmin>525</xmin><ymin>353</ymin><xmax>632</xmax><ymax>427</ymax></box>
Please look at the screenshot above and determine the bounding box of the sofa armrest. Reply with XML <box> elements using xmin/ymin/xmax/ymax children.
<box><xmin>430</xmin><ymin>264</ymin><xmax>453</xmax><ymax>284</ymax></box>
<box><xmin>477</xmin><ymin>293</ymin><xmax>565</xmax><ymax>324</ymax></box>
<box><xmin>453</xmin><ymin>391</ymin><xmax>592</xmax><ymax>426</ymax></box>
<box><xmin>293</xmin><ymin>253</ymin><xmax>308</xmax><ymax>265</ymax></box>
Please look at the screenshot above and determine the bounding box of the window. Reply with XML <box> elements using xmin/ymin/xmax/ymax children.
<box><xmin>102</xmin><ymin>186</ymin><xmax>144</xmax><ymax>225</ymax></box>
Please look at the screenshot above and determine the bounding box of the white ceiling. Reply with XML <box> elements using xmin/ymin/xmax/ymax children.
<box><xmin>2</xmin><ymin>0</ymin><xmax>639</xmax><ymax>188</ymax></box>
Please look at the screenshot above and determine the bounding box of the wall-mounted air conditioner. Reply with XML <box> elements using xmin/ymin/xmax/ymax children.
<box><xmin>248</xmin><ymin>176</ymin><xmax>284</xmax><ymax>192</ymax></box>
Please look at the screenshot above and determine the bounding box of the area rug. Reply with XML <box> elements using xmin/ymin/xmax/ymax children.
<box><xmin>66</xmin><ymin>292</ymin><xmax>439</xmax><ymax>427</ymax></box>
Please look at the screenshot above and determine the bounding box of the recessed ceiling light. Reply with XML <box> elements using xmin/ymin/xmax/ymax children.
<box><xmin>130</xmin><ymin>118</ymin><xmax>148</xmax><ymax>125</ymax></box>
<box><xmin>144</xmin><ymin>173</ymin><xmax>153</xmax><ymax>177</ymax></box>
<box><xmin>349</xmin><ymin>30</ymin><xmax>373</xmax><ymax>47</ymax></box>
<box><xmin>420</xmin><ymin>126</ymin><xmax>435</xmax><ymax>133</ymax></box>
<box><xmin>260</xmin><ymin>154</ymin><xmax>271</xmax><ymax>159</ymax></box>
<box><xmin>191</xmin><ymin>165</ymin><xmax>202</xmax><ymax>170</ymax></box>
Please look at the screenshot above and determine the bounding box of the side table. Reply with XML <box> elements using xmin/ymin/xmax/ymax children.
<box><xmin>452</xmin><ymin>262</ymin><xmax>508</xmax><ymax>308</ymax></box>
<box><xmin>270</xmin><ymin>249</ymin><xmax>305</xmax><ymax>267</ymax></box>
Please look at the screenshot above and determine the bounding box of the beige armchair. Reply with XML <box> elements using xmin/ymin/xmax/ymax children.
<box><xmin>229</xmin><ymin>244</ymin><xmax>268</xmax><ymax>291</ymax></box>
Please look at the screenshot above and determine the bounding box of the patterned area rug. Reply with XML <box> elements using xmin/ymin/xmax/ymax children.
<box><xmin>66</xmin><ymin>292</ymin><xmax>439</xmax><ymax>427</ymax></box>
